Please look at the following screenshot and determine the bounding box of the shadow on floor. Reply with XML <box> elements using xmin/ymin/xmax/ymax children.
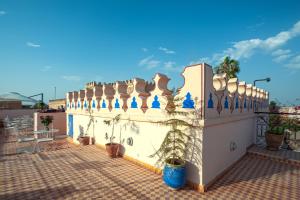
<box><xmin>208</xmin><ymin>154</ymin><xmax>298</xmax><ymax>192</ymax></box>
<box><xmin>0</xmin><ymin>185</ymin><xmax>77</xmax><ymax>200</ymax></box>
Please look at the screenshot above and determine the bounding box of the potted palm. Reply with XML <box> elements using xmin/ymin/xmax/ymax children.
<box><xmin>40</xmin><ymin>115</ymin><xmax>53</xmax><ymax>130</ymax></box>
<box><xmin>150</xmin><ymin>90</ymin><xmax>196</xmax><ymax>189</ymax></box>
<box><xmin>104</xmin><ymin>114</ymin><xmax>121</xmax><ymax>158</ymax></box>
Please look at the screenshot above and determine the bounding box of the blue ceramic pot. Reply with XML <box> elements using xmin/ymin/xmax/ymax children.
<box><xmin>163</xmin><ymin>159</ymin><xmax>186</xmax><ymax>189</ymax></box>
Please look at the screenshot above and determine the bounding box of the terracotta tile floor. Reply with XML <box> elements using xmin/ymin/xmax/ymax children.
<box><xmin>248</xmin><ymin>145</ymin><xmax>300</xmax><ymax>164</ymax></box>
<box><xmin>0</xmin><ymin>136</ymin><xmax>300</xmax><ymax>199</ymax></box>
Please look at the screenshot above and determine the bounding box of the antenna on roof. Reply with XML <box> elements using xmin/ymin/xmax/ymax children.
<box><xmin>54</xmin><ymin>86</ymin><xmax>56</xmax><ymax>99</ymax></box>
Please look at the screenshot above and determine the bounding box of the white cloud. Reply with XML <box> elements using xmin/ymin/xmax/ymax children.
<box><xmin>158</xmin><ymin>47</ymin><xmax>176</xmax><ymax>54</ymax></box>
<box><xmin>224</xmin><ymin>38</ymin><xmax>262</xmax><ymax>59</ymax></box>
<box><xmin>26</xmin><ymin>42</ymin><xmax>41</xmax><ymax>48</ymax></box>
<box><xmin>189</xmin><ymin>57</ymin><xmax>215</xmax><ymax>65</ymax></box>
<box><xmin>273</xmin><ymin>54</ymin><xmax>292</xmax><ymax>63</ymax></box>
<box><xmin>285</xmin><ymin>54</ymin><xmax>300</xmax><ymax>69</ymax></box>
<box><xmin>163</xmin><ymin>61</ymin><xmax>181</xmax><ymax>72</ymax></box>
<box><xmin>229</xmin><ymin>20</ymin><xmax>300</xmax><ymax>59</ymax></box>
<box><xmin>41</xmin><ymin>65</ymin><xmax>52</xmax><ymax>72</ymax></box>
<box><xmin>271</xmin><ymin>49</ymin><xmax>292</xmax><ymax>63</ymax></box>
<box><xmin>191</xmin><ymin>20</ymin><xmax>300</xmax><ymax>65</ymax></box>
<box><xmin>0</xmin><ymin>11</ymin><xmax>6</xmax><ymax>16</ymax></box>
<box><xmin>62</xmin><ymin>75</ymin><xmax>81</xmax><ymax>81</ymax></box>
<box><xmin>138</xmin><ymin>55</ymin><xmax>160</xmax><ymax>69</ymax></box>
<box><xmin>164</xmin><ymin>61</ymin><xmax>176</xmax><ymax>69</ymax></box>
<box><xmin>141</xmin><ymin>48</ymin><xmax>148</xmax><ymax>52</ymax></box>
<box><xmin>271</xmin><ymin>49</ymin><xmax>291</xmax><ymax>56</ymax></box>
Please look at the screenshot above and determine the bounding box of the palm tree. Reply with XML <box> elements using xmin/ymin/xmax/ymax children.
<box><xmin>214</xmin><ymin>56</ymin><xmax>240</xmax><ymax>78</ymax></box>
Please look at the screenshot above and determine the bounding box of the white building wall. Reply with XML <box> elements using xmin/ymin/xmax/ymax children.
<box><xmin>68</xmin><ymin>112</ymin><xmax>203</xmax><ymax>184</ymax></box>
<box><xmin>202</xmin><ymin>115</ymin><xmax>255</xmax><ymax>185</ymax></box>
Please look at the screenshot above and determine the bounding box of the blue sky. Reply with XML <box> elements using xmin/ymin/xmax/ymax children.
<box><xmin>0</xmin><ymin>0</ymin><xmax>300</xmax><ymax>105</ymax></box>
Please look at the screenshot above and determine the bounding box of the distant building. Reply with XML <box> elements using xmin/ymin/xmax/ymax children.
<box><xmin>279</xmin><ymin>106</ymin><xmax>300</xmax><ymax>119</ymax></box>
<box><xmin>0</xmin><ymin>98</ymin><xmax>22</xmax><ymax>109</ymax></box>
<box><xmin>0</xmin><ymin>92</ymin><xmax>38</xmax><ymax>108</ymax></box>
<box><xmin>48</xmin><ymin>98</ymin><xmax>66</xmax><ymax>110</ymax></box>
<box><xmin>279</xmin><ymin>106</ymin><xmax>299</xmax><ymax>114</ymax></box>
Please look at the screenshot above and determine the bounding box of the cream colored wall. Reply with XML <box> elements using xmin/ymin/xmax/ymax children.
<box><xmin>67</xmin><ymin>111</ymin><xmax>204</xmax><ymax>185</ymax></box>
<box><xmin>179</xmin><ymin>64</ymin><xmax>203</xmax><ymax>101</ymax></box>
<box><xmin>34</xmin><ymin>112</ymin><xmax>66</xmax><ymax>135</ymax></box>
<box><xmin>202</xmin><ymin>115</ymin><xmax>255</xmax><ymax>185</ymax></box>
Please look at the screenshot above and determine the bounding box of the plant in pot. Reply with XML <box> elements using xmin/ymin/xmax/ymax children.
<box><xmin>150</xmin><ymin>90</ymin><xmax>197</xmax><ymax>189</ymax></box>
<box><xmin>264</xmin><ymin>101</ymin><xmax>285</xmax><ymax>150</ymax></box>
<box><xmin>77</xmin><ymin>104</ymin><xmax>96</xmax><ymax>146</ymax></box>
<box><xmin>77</xmin><ymin>125</ymin><xmax>90</xmax><ymax>145</ymax></box>
<box><xmin>103</xmin><ymin>114</ymin><xmax>121</xmax><ymax>158</ymax></box>
<box><xmin>40</xmin><ymin>115</ymin><xmax>53</xmax><ymax>130</ymax></box>
<box><xmin>86</xmin><ymin>106</ymin><xmax>95</xmax><ymax>145</ymax></box>
<box><xmin>281</xmin><ymin>117</ymin><xmax>300</xmax><ymax>150</ymax></box>
<box><xmin>265</xmin><ymin>123</ymin><xmax>285</xmax><ymax>150</ymax></box>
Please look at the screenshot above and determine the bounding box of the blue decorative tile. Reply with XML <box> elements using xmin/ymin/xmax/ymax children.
<box><xmin>244</xmin><ymin>99</ymin><xmax>247</xmax><ymax>108</ymax></box>
<box><xmin>92</xmin><ymin>100</ymin><xmax>96</xmax><ymax>108</ymax></box>
<box><xmin>67</xmin><ymin>102</ymin><xmax>69</xmax><ymax>108</ymax></box>
<box><xmin>131</xmin><ymin>97</ymin><xmax>138</xmax><ymax>108</ymax></box>
<box><xmin>72</xmin><ymin>103</ymin><xmax>74</xmax><ymax>108</ymax></box>
<box><xmin>84</xmin><ymin>101</ymin><xmax>87</xmax><ymax>108</ymax></box>
<box><xmin>208</xmin><ymin>93</ymin><xmax>214</xmax><ymax>108</ymax></box>
<box><xmin>115</xmin><ymin>98</ymin><xmax>120</xmax><ymax>108</ymax></box>
<box><xmin>77</xmin><ymin>101</ymin><xmax>80</xmax><ymax>108</ymax></box>
<box><xmin>224</xmin><ymin>96</ymin><xmax>229</xmax><ymax>109</ymax></box>
<box><xmin>235</xmin><ymin>97</ymin><xmax>239</xmax><ymax>109</ymax></box>
<box><xmin>102</xmin><ymin>100</ymin><xmax>106</xmax><ymax>108</ymax></box>
<box><xmin>151</xmin><ymin>95</ymin><xmax>160</xmax><ymax>108</ymax></box>
<box><xmin>183</xmin><ymin>92</ymin><xmax>195</xmax><ymax>108</ymax></box>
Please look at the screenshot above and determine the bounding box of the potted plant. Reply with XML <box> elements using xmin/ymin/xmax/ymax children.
<box><xmin>85</xmin><ymin>107</ymin><xmax>95</xmax><ymax>145</ymax></box>
<box><xmin>77</xmin><ymin>104</ymin><xmax>96</xmax><ymax>146</ymax></box>
<box><xmin>150</xmin><ymin>90</ymin><xmax>196</xmax><ymax>189</ymax></box>
<box><xmin>264</xmin><ymin>101</ymin><xmax>285</xmax><ymax>150</ymax></box>
<box><xmin>77</xmin><ymin>125</ymin><xmax>90</xmax><ymax>145</ymax></box>
<box><xmin>104</xmin><ymin>114</ymin><xmax>121</xmax><ymax>158</ymax></box>
<box><xmin>77</xmin><ymin>134</ymin><xmax>90</xmax><ymax>145</ymax></box>
<box><xmin>265</xmin><ymin>124</ymin><xmax>285</xmax><ymax>150</ymax></box>
<box><xmin>281</xmin><ymin>117</ymin><xmax>300</xmax><ymax>150</ymax></box>
<box><xmin>40</xmin><ymin>115</ymin><xmax>53</xmax><ymax>130</ymax></box>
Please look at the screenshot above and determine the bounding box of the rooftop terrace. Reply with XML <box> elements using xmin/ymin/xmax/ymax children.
<box><xmin>1</xmin><ymin>135</ymin><xmax>299</xmax><ymax>200</ymax></box>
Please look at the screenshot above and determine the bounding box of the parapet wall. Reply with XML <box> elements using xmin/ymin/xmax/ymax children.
<box><xmin>66</xmin><ymin>63</ymin><xmax>269</xmax><ymax>122</ymax></box>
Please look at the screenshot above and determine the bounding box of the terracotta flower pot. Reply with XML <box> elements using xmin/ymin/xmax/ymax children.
<box><xmin>105</xmin><ymin>143</ymin><xmax>120</xmax><ymax>158</ymax></box>
<box><xmin>79</xmin><ymin>136</ymin><xmax>90</xmax><ymax>145</ymax></box>
<box><xmin>265</xmin><ymin>131</ymin><xmax>284</xmax><ymax>151</ymax></box>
